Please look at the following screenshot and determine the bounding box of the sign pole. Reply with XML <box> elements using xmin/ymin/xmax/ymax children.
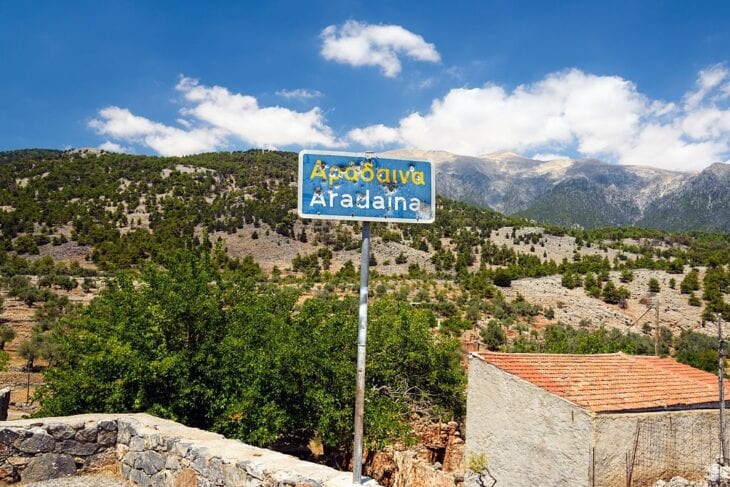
<box><xmin>352</xmin><ymin>220</ymin><xmax>370</xmax><ymax>485</ymax></box>
<box><xmin>297</xmin><ymin>149</ymin><xmax>434</xmax><ymax>485</ymax></box>
<box><xmin>719</xmin><ymin>316</ymin><xmax>726</xmax><ymax>465</ymax></box>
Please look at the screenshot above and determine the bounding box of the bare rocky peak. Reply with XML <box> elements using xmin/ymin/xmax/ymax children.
<box><xmin>702</xmin><ymin>161</ymin><xmax>730</xmax><ymax>178</ymax></box>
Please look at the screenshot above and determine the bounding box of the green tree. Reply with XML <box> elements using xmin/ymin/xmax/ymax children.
<box><xmin>602</xmin><ymin>280</ymin><xmax>630</xmax><ymax>305</ymax></box>
<box><xmin>0</xmin><ymin>325</ymin><xmax>16</xmax><ymax>350</ymax></box>
<box><xmin>680</xmin><ymin>271</ymin><xmax>700</xmax><ymax>294</ymax></box>
<box><xmin>37</xmin><ymin>250</ymin><xmax>465</xmax><ymax>463</ymax></box>
<box><xmin>492</xmin><ymin>269</ymin><xmax>512</xmax><ymax>288</ymax></box>
<box><xmin>675</xmin><ymin>329</ymin><xmax>717</xmax><ymax>372</ymax></box>
<box><xmin>480</xmin><ymin>320</ymin><xmax>506</xmax><ymax>351</ymax></box>
<box><xmin>648</xmin><ymin>278</ymin><xmax>660</xmax><ymax>293</ymax></box>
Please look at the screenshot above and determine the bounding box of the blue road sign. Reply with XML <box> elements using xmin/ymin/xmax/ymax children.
<box><xmin>298</xmin><ymin>150</ymin><xmax>435</xmax><ymax>223</ymax></box>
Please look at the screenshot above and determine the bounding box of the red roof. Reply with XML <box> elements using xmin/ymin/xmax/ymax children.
<box><xmin>475</xmin><ymin>352</ymin><xmax>729</xmax><ymax>413</ymax></box>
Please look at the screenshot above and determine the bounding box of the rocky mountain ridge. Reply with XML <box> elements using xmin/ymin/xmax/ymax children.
<box><xmin>384</xmin><ymin>149</ymin><xmax>729</xmax><ymax>231</ymax></box>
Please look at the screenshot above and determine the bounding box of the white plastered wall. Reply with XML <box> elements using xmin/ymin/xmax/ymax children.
<box><xmin>465</xmin><ymin>355</ymin><xmax>592</xmax><ymax>486</ymax></box>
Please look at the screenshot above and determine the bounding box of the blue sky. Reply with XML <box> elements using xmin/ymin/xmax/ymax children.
<box><xmin>2</xmin><ymin>0</ymin><xmax>730</xmax><ymax>170</ymax></box>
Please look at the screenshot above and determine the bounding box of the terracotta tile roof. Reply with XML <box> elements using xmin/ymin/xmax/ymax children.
<box><xmin>475</xmin><ymin>352</ymin><xmax>730</xmax><ymax>413</ymax></box>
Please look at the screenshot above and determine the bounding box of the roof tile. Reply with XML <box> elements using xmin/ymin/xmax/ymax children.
<box><xmin>475</xmin><ymin>352</ymin><xmax>729</xmax><ymax>413</ymax></box>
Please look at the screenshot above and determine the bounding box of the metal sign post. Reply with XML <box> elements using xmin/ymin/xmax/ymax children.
<box><xmin>352</xmin><ymin>220</ymin><xmax>370</xmax><ymax>484</ymax></box>
<box><xmin>297</xmin><ymin>150</ymin><xmax>434</xmax><ymax>485</ymax></box>
<box><xmin>719</xmin><ymin>316</ymin><xmax>727</xmax><ymax>465</ymax></box>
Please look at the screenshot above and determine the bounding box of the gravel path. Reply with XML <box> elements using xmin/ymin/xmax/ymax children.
<box><xmin>22</xmin><ymin>474</ymin><xmax>130</xmax><ymax>487</ymax></box>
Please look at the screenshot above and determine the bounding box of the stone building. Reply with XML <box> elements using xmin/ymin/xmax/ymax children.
<box><xmin>465</xmin><ymin>352</ymin><xmax>729</xmax><ymax>487</ymax></box>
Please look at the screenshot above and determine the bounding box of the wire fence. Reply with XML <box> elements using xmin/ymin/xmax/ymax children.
<box><xmin>627</xmin><ymin>417</ymin><xmax>717</xmax><ymax>487</ymax></box>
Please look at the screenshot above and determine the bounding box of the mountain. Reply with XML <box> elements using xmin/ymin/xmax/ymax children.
<box><xmin>639</xmin><ymin>163</ymin><xmax>730</xmax><ymax>231</ymax></box>
<box><xmin>383</xmin><ymin>150</ymin><xmax>729</xmax><ymax>231</ymax></box>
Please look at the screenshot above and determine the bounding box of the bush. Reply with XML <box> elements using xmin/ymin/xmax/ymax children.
<box><xmin>0</xmin><ymin>325</ymin><xmax>15</xmax><ymax>350</ymax></box>
<box><xmin>492</xmin><ymin>269</ymin><xmax>512</xmax><ymax>288</ymax></box>
<box><xmin>648</xmin><ymin>278</ymin><xmax>660</xmax><ymax>293</ymax></box>
<box><xmin>480</xmin><ymin>320</ymin><xmax>506</xmax><ymax>350</ymax></box>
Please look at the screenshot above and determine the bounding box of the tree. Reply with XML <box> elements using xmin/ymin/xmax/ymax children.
<box><xmin>18</xmin><ymin>338</ymin><xmax>40</xmax><ymax>369</ymax></box>
<box><xmin>648</xmin><ymin>278</ymin><xmax>660</xmax><ymax>293</ymax></box>
<box><xmin>561</xmin><ymin>272</ymin><xmax>581</xmax><ymax>289</ymax></box>
<box><xmin>492</xmin><ymin>268</ymin><xmax>512</xmax><ymax>288</ymax></box>
<box><xmin>38</xmin><ymin>249</ymin><xmax>465</xmax><ymax>464</ymax></box>
<box><xmin>620</xmin><ymin>269</ymin><xmax>634</xmax><ymax>283</ymax></box>
<box><xmin>602</xmin><ymin>280</ymin><xmax>630</xmax><ymax>305</ymax></box>
<box><xmin>480</xmin><ymin>320</ymin><xmax>506</xmax><ymax>351</ymax></box>
<box><xmin>675</xmin><ymin>329</ymin><xmax>717</xmax><ymax>372</ymax></box>
<box><xmin>680</xmin><ymin>271</ymin><xmax>700</xmax><ymax>294</ymax></box>
<box><xmin>0</xmin><ymin>325</ymin><xmax>16</xmax><ymax>350</ymax></box>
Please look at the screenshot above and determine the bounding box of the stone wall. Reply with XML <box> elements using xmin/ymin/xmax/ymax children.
<box><xmin>0</xmin><ymin>413</ymin><xmax>381</xmax><ymax>486</ymax></box>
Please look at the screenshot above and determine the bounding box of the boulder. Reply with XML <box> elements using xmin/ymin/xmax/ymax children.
<box><xmin>21</xmin><ymin>453</ymin><xmax>76</xmax><ymax>482</ymax></box>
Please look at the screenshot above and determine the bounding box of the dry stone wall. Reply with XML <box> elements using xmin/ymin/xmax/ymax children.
<box><xmin>0</xmin><ymin>414</ymin><xmax>381</xmax><ymax>487</ymax></box>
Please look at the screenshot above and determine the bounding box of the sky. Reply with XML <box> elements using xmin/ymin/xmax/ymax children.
<box><xmin>2</xmin><ymin>0</ymin><xmax>730</xmax><ymax>171</ymax></box>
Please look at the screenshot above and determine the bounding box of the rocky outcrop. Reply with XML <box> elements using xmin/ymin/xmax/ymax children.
<box><xmin>366</xmin><ymin>420</ymin><xmax>465</xmax><ymax>487</ymax></box>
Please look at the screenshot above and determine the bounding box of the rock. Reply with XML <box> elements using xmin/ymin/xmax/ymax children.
<box><xmin>98</xmin><ymin>419</ymin><xmax>117</xmax><ymax>431</ymax></box>
<box><xmin>129</xmin><ymin>435</ymin><xmax>146</xmax><ymax>451</ymax></box>
<box><xmin>97</xmin><ymin>429</ymin><xmax>117</xmax><ymax>446</ymax></box>
<box><xmin>83</xmin><ymin>449</ymin><xmax>117</xmax><ymax>470</ymax></box>
<box><xmin>56</xmin><ymin>439</ymin><xmax>98</xmax><ymax>456</ymax></box>
<box><xmin>116</xmin><ymin>419</ymin><xmax>135</xmax><ymax>445</ymax></box>
<box><xmin>0</xmin><ymin>427</ymin><xmax>20</xmax><ymax>444</ymax></box>
<box><xmin>17</xmin><ymin>428</ymin><xmax>55</xmax><ymax>453</ymax></box>
<box><xmin>165</xmin><ymin>453</ymin><xmax>180</xmax><ymax>471</ymax></box>
<box><xmin>174</xmin><ymin>467</ymin><xmax>198</xmax><ymax>487</ymax></box>
<box><xmin>74</xmin><ymin>425</ymin><xmax>98</xmax><ymax>442</ymax></box>
<box><xmin>127</xmin><ymin>467</ymin><xmax>148</xmax><ymax>487</ymax></box>
<box><xmin>151</xmin><ymin>469</ymin><xmax>175</xmax><ymax>487</ymax></box>
<box><xmin>0</xmin><ymin>463</ymin><xmax>18</xmax><ymax>483</ymax></box>
<box><xmin>0</xmin><ymin>443</ymin><xmax>13</xmax><ymax>463</ymax></box>
<box><xmin>7</xmin><ymin>455</ymin><xmax>29</xmax><ymax>466</ymax></box>
<box><xmin>136</xmin><ymin>450</ymin><xmax>165</xmax><ymax>475</ymax></box>
<box><xmin>21</xmin><ymin>453</ymin><xmax>76</xmax><ymax>482</ymax></box>
<box><xmin>221</xmin><ymin>462</ymin><xmax>246</xmax><ymax>485</ymax></box>
<box><xmin>187</xmin><ymin>446</ymin><xmax>209</xmax><ymax>473</ymax></box>
<box><xmin>116</xmin><ymin>443</ymin><xmax>129</xmax><ymax>461</ymax></box>
<box><xmin>47</xmin><ymin>423</ymin><xmax>76</xmax><ymax>441</ymax></box>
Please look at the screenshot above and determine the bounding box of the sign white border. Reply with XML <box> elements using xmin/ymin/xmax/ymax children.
<box><xmin>297</xmin><ymin>150</ymin><xmax>436</xmax><ymax>224</ymax></box>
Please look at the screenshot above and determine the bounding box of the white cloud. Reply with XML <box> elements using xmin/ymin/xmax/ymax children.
<box><xmin>276</xmin><ymin>88</ymin><xmax>323</xmax><ymax>100</ymax></box>
<box><xmin>530</xmin><ymin>153</ymin><xmax>571</xmax><ymax>161</ymax></box>
<box><xmin>98</xmin><ymin>141</ymin><xmax>128</xmax><ymax>153</ymax></box>
<box><xmin>89</xmin><ymin>77</ymin><xmax>342</xmax><ymax>156</ymax></box>
<box><xmin>90</xmin><ymin>106</ymin><xmax>227</xmax><ymax>156</ymax></box>
<box><xmin>320</xmin><ymin>20</ymin><xmax>440</xmax><ymax>77</ymax></box>
<box><xmin>684</xmin><ymin>64</ymin><xmax>728</xmax><ymax>109</ymax></box>
<box><xmin>348</xmin><ymin>67</ymin><xmax>730</xmax><ymax>171</ymax></box>
<box><xmin>176</xmin><ymin>77</ymin><xmax>341</xmax><ymax>148</ymax></box>
<box><xmin>348</xmin><ymin>124</ymin><xmax>402</xmax><ymax>147</ymax></box>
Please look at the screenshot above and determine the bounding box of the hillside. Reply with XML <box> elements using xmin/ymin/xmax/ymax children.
<box><xmin>0</xmin><ymin>148</ymin><xmax>728</xmax><ymax>484</ymax></box>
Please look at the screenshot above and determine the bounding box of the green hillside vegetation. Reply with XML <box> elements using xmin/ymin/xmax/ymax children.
<box><xmin>0</xmin><ymin>148</ymin><xmax>728</xmax><ymax>463</ymax></box>
<box><xmin>34</xmin><ymin>245</ymin><xmax>462</xmax><ymax>463</ymax></box>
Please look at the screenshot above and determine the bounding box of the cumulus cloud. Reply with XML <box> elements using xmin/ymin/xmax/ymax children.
<box><xmin>90</xmin><ymin>106</ymin><xmax>227</xmax><ymax>156</ymax></box>
<box><xmin>320</xmin><ymin>20</ymin><xmax>440</xmax><ymax>77</ymax></box>
<box><xmin>276</xmin><ymin>88</ymin><xmax>323</xmax><ymax>100</ymax></box>
<box><xmin>530</xmin><ymin>153</ymin><xmax>571</xmax><ymax>161</ymax></box>
<box><xmin>89</xmin><ymin>77</ymin><xmax>342</xmax><ymax>156</ymax></box>
<box><xmin>98</xmin><ymin>141</ymin><xmax>129</xmax><ymax>153</ymax></box>
<box><xmin>348</xmin><ymin>67</ymin><xmax>730</xmax><ymax>171</ymax></box>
